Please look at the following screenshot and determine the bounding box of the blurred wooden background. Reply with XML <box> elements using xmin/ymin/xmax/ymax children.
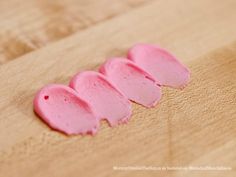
<box><xmin>0</xmin><ymin>0</ymin><xmax>235</xmax><ymax>177</ymax></box>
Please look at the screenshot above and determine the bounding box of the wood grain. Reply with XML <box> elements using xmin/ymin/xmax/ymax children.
<box><xmin>0</xmin><ymin>0</ymin><xmax>235</xmax><ymax>176</ymax></box>
<box><xmin>0</xmin><ymin>0</ymin><xmax>150</xmax><ymax>64</ymax></box>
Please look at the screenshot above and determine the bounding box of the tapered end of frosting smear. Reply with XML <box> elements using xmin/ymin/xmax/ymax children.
<box><xmin>69</xmin><ymin>71</ymin><xmax>132</xmax><ymax>126</ymax></box>
<box><xmin>99</xmin><ymin>58</ymin><xmax>162</xmax><ymax>108</ymax></box>
<box><xmin>128</xmin><ymin>44</ymin><xmax>190</xmax><ymax>89</ymax></box>
<box><xmin>33</xmin><ymin>84</ymin><xmax>99</xmax><ymax>135</ymax></box>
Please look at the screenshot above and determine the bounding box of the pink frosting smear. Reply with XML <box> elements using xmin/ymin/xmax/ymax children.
<box><xmin>33</xmin><ymin>84</ymin><xmax>99</xmax><ymax>135</ymax></box>
<box><xmin>33</xmin><ymin>43</ymin><xmax>191</xmax><ymax>135</ymax></box>
<box><xmin>99</xmin><ymin>58</ymin><xmax>162</xmax><ymax>108</ymax></box>
<box><xmin>69</xmin><ymin>71</ymin><xmax>132</xmax><ymax>126</ymax></box>
<box><xmin>128</xmin><ymin>44</ymin><xmax>190</xmax><ymax>89</ymax></box>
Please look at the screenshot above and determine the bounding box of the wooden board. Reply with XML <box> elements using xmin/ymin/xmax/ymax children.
<box><xmin>0</xmin><ymin>0</ymin><xmax>236</xmax><ymax>176</ymax></box>
<box><xmin>0</xmin><ymin>0</ymin><xmax>149</xmax><ymax>63</ymax></box>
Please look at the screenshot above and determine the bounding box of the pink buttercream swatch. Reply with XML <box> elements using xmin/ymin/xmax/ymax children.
<box><xmin>34</xmin><ymin>84</ymin><xmax>99</xmax><ymax>135</ymax></box>
<box><xmin>99</xmin><ymin>58</ymin><xmax>162</xmax><ymax>108</ymax></box>
<box><xmin>69</xmin><ymin>71</ymin><xmax>132</xmax><ymax>126</ymax></box>
<box><xmin>33</xmin><ymin>43</ymin><xmax>190</xmax><ymax>135</ymax></box>
<box><xmin>128</xmin><ymin>44</ymin><xmax>190</xmax><ymax>89</ymax></box>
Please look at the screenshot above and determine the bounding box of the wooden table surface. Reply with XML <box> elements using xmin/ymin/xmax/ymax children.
<box><xmin>0</xmin><ymin>0</ymin><xmax>235</xmax><ymax>176</ymax></box>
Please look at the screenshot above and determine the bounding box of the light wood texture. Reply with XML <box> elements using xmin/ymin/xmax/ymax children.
<box><xmin>0</xmin><ymin>0</ymin><xmax>149</xmax><ymax>63</ymax></box>
<box><xmin>0</xmin><ymin>0</ymin><xmax>236</xmax><ymax>176</ymax></box>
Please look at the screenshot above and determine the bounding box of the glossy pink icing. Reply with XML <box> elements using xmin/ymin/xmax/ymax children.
<box><xmin>99</xmin><ymin>58</ymin><xmax>162</xmax><ymax>108</ymax></box>
<box><xmin>34</xmin><ymin>43</ymin><xmax>190</xmax><ymax>135</ymax></box>
<box><xmin>33</xmin><ymin>84</ymin><xmax>99</xmax><ymax>135</ymax></box>
<box><xmin>69</xmin><ymin>71</ymin><xmax>132</xmax><ymax>126</ymax></box>
<box><xmin>128</xmin><ymin>44</ymin><xmax>190</xmax><ymax>89</ymax></box>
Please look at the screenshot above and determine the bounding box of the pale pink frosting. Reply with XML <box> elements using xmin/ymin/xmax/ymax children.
<box><xmin>128</xmin><ymin>44</ymin><xmax>190</xmax><ymax>89</ymax></box>
<box><xmin>33</xmin><ymin>84</ymin><xmax>99</xmax><ymax>135</ymax></box>
<box><xmin>69</xmin><ymin>71</ymin><xmax>132</xmax><ymax>126</ymax></box>
<box><xmin>99</xmin><ymin>58</ymin><xmax>162</xmax><ymax>108</ymax></box>
<box><xmin>34</xmin><ymin>44</ymin><xmax>190</xmax><ymax>135</ymax></box>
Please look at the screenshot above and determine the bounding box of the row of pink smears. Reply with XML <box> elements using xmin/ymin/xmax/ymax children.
<box><xmin>34</xmin><ymin>44</ymin><xmax>190</xmax><ymax>135</ymax></box>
